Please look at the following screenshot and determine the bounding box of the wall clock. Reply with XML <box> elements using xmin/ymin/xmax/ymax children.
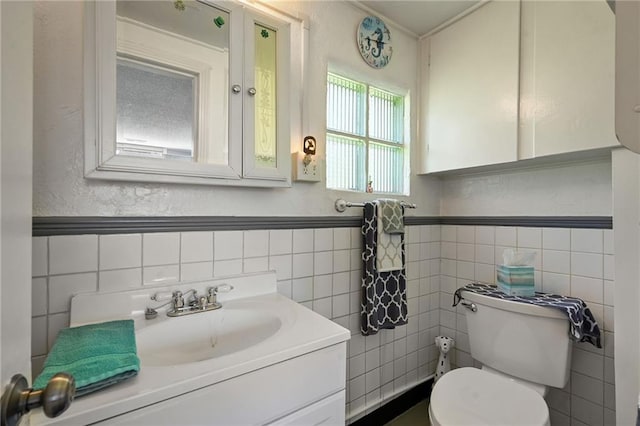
<box><xmin>357</xmin><ymin>16</ymin><xmax>392</xmax><ymax>69</ymax></box>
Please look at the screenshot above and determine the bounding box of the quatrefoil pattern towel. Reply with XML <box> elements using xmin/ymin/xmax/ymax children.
<box><xmin>376</xmin><ymin>200</ymin><xmax>404</xmax><ymax>273</ymax></box>
<box><xmin>453</xmin><ymin>283</ymin><xmax>601</xmax><ymax>348</ymax></box>
<box><xmin>378</xmin><ymin>199</ymin><xmax>405</xmax><ymax>234</ymax></box>
<box><xmin>361</xmin><ymin>202</ymin><xmax>408</xmax><ymax>335</ymax></box>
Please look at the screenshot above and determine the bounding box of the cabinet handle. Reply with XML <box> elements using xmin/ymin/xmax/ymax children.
<box><xmin>232</xmin><ymin>85</ymin><xmax>241</xmax><ymax>94</ymax></box>
<box><xmin>634</xmin><ymin>105</ymin><xmax>640</xmax><ymax>113</ymax></box>
<box><xmin>247</xmin><ymin>87</ymin><xmax>257</xmax><ymax>96</ymax></box>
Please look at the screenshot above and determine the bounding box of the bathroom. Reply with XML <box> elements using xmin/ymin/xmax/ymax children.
<box><xmin>0</xmin><ymin>0</ymin><xmax>636</xmax><ymax>425</ymax></box>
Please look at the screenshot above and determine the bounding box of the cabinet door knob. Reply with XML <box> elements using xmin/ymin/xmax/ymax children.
<box><xmin>232</xmin><ymin>84</ymin><xmax>241</xmax><ymax>94</ymax></box>
<box><xmin>247</xmin><ymin>87</ymin><xmax>257</xmax><ymax>96</ymax></box>
<box><xmin>633</xmin><ymin>105</ymin><xmax>640</xmax><ymax>113</ymax></box>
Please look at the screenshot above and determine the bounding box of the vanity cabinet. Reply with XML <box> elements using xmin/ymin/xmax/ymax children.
<box><xmin>419</xmin><ymin>0</ymin><xmax>618</xmax><ymax>174</ymax></box>
<box><xmin>97</xmin><ymin>343</ymin><xmax>347</xmax><ymax>426</ymax></box>
<box><xmin>85</xmin><ymin>0</ymin><xmax>302</xmax><ymax>187</ymax></box>
<box><xmin>31</xmin><ymin>273</ymin><xmax>350</xmax><ymax>426</ymax></box>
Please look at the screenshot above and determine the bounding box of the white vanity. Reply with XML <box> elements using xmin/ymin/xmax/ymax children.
<box><xmin>30</xmin><ymin>272</ymin><xmax>350</xmax><ymax>425</ymax></box>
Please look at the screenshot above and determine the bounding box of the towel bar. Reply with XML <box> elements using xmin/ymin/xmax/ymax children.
<box><xmin>334</xmin><ymin>198</ymin><xmax>417</xmax><ymax>213</ymax></box>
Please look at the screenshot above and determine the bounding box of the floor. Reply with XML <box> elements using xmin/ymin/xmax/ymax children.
<box><xmin>385</xmin><ymin>400</ymin><xmax>430</xmax><ymax>426</ymax></box>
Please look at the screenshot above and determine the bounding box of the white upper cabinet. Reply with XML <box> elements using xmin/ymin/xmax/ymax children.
<box><xmin>520</xmin><ymin>1</ymin><xmax>617</xmax><ymax>158</ymax></box>
<box><xmin>420</xmin><ymin>0</ymin><xmax>617</xmax><ymax>174</ymax></box>
<box><xmin>615</xmin><ymin>1</ymin><xmax>640</xmax><ymax>154</ymax></box>
<box><xmin>85</xmin><ymin>0</ymin><xmax>302</xmax><ymax>187</ymax></box>
<box><xmin>421</xmin><ymin>1</ymin><xmax>520</xmax><ymax>173</ymax></box>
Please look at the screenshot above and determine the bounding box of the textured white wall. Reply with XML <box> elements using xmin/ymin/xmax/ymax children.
<box><xmin>439</xmin><ymin>157</ymin><xmax>612</xmax><ymax>216</ymax></box>
<box><xmin>611</xmin><ymin>148</ymin><xmax>639</xmax><ymax>424</ymax></box>
<box><xmin>32</xmin><ymin>1</ymin><xmax>441</xmax><ymax>217</ymax></box>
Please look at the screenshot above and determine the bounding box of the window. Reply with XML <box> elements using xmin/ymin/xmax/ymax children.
<box><xmin>326</xmin><ymin>72</ymin><xmax>407</xmax><ymax>194</ymax></box>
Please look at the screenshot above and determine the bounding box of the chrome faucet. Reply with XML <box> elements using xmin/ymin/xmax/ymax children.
<box><xmin>145</xmin><ymin>285</ymin><xmax>234</xmax><ymax>319</ymax></box>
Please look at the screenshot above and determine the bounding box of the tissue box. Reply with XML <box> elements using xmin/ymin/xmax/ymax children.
<box><xmin>496</xmin><ymin>265</ymin><xmax>534</xmax><ymax>296</ymax></box>
<box><xmin>497</xmin><ymin>281</ymin><xmax>535</xmax><ymax>297</ymax></box>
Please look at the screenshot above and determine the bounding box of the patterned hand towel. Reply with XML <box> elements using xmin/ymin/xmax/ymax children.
<box><xmin>361</xmin><ymin>202</ymin><xmax>408</xmax><ymax>335</ymax></box>
<box><xmin>378</xmin><ymin>199</ymin><xmax>404</xmax><ymax>234</ymax></box>
<box><xmin>375</xmin><ymin>200</ymin><xmax>404</xmax><ymax>272</ymax></box>
<box><xmin>34</xmin><ymin>319</ymin><xmax>140</xmax><ymax>397</ymax></box>
<box><xmin>453</xmin><ymin>283</ymin><xmax>601</xmax><ymax>348</ymax></box>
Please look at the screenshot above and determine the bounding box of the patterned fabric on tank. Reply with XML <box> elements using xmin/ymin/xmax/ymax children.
<box><xmin>361</xmin><ymin>202</ymin><xmax>408</xmax><ymax>335</ymax></box>
<box><xmin>453</xmin><ymin>283</ymin><xmax>601</xmax><ymax>348</ymax></box>
<box><xmin>378</xmin><ymin>199</ymin><xmax>404</xmax><ymax>234</ymax></box>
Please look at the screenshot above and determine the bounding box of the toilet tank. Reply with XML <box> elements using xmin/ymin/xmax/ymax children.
<box><xmin>461</xmin><ymin>290</ymin><xmax>572</xmax><ymax>388</ymax></box>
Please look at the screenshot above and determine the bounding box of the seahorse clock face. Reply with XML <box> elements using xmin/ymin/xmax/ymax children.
<box><xmin>357</xmin><ymin>16</ymin><xmax>393</xmax><ymax>69</ymax></box>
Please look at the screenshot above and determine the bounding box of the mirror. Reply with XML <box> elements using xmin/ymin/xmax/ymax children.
<box><xmin>85</xmin><ymin>0</ymin><xmax>302</xmax><ymax>186</ymax></box>
<box><xmin>115</xmin><ymin>0</ymin><xmax>230</xmax><ymax>164</ymax></box>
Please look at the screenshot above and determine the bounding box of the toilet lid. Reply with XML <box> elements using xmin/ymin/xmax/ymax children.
<box><xmin>430</xmin><ymin>368</ymin><xmax>549</xmax><ymax>426</ymax></box>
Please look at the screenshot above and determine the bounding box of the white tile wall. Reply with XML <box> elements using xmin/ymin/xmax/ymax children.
<box><xmin>243</xmin><ymin>230</ymin><xmax>269</xmax><ymax>258</ymax></box>
<box><xmin>180</xmin><ymin>232</ymin><xmax>213</xmax><ymax>263</ymax></box>
<box><xmin>49</xmin><ymin>235</ymin><xmax>98</xmax><ymax>275</ymax></box>
<box><xmin>32</xmin><ymin>225</ymin><xmax>439</xmax><ymax>424</ymax></box>
<box><xmin>32</xmin><ymin>237</ymin><xmax>48</xmax><ymax>276</ymax></box>
<box><xmin>441</xmin><ymin>226</ymin><xmax>615</xmax><ymax>426</ymax></box>
<box><xmin>30</xmin><ymin>223</ymin><xmax>614</xmax><ymax>426</ymax></box>
<box><xmin>100</xmin><ymin>234</ymin><xmax>142</xmax><ymax>270</ymax></box>
<box><xmin>143</xmin><ymin>233</ymin><xmax>179</xmax><ymax>266</ymax></box>
<box><xmin>269</xmin><ymin>230</ymin><xmax>292</xmax><ymax>255</ymax></box>
<box><xmin>214</xmin><ymin>231</ymin><xmax>243</xmax><ymax>260</ymax></box>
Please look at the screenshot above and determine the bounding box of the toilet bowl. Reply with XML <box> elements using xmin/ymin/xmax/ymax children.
<box><xmin>426</xmin><ymin>288</ymin><xmax>574</xmax><ymax>425</ymax></box>
<box><xmin>429</xmin><ymin>367</ymin><xmax>550</xmax><ymax>426</ymax></box>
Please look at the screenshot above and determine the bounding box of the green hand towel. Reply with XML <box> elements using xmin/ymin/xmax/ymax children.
<box><xmin>34</xmin><ymin>319</ymin><xmax>140</xmax><ymax>397</ymax></box>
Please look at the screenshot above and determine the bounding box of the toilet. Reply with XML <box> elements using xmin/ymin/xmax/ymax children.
<box><xmin>428</xmin><ymin>290</ymin><xmax>573</xmax><ymax>426</ymax></box>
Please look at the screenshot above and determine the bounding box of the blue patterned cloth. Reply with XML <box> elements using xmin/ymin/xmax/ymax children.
<box><xmin>453</xmin><ymin>283</ymin><xmax>601</xmax><ymax>348</ymax></box>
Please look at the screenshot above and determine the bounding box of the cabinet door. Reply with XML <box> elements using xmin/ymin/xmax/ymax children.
<box><xmin>424</xmin><ymin>1</ymin><xmax>520</xmax><ymax>173</ymax></box>
<box><xmin>268</xmin><ymin>391</ymin><xmax>345</xmax><ymax>425</ymax></box>
<box><xmin>98</xmin><ymin>344</ymin><xmax>347</xmax><ymax>425</ymax></box>
<box><xmin>615</xmin><ymin>1</ymin><xmax>640</xmax><ymax>154</ymax></box>
<box><xmin>242</xmin><ymin>10</ymin><xmax>291</xmax><ymax>182</ymax></box>
<box><xmin>520</xmin><ymin>1</ymin><xmax>618</xmax><ymax>158</ymax></box>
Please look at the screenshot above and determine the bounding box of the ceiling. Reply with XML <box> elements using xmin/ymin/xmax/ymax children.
<box><xmin>357</xmin><ymin>0</ymin><xmax>480</xmax><ymax>36</ymax></box>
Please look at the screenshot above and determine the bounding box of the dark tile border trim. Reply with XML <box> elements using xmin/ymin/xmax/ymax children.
<box><xmin>440</xmin><ymin>216</ymin><xmax>612</xmax><ymax>229</ymax></box>
<box><xmin>32</xmin><ymin>216</ymin><xmax>363</xmax><ymax>236</ymax></box>
<box><xmin>32</xmin><ymin>215</ymin><xmax>612</xmax><ymax>236</ymax></box>
<box><xmin>350</xmin><ymin>378</ymin><xmax>433</xmax><ymax>426</ymax></box>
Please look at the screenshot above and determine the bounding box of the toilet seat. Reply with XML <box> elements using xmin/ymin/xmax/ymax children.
<box><xmin>429</xmin><ymin>367</ymin><xmax>550</xmax><ymax>426</ymax></box>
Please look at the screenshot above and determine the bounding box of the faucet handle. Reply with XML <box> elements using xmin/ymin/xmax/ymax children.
<box><xmin>172</xmin><ymin>290</ymin><xmax>185</xmax><ymax>309</ymax></box>
<box><xmin>197</xmin><ymin>296</ymin><xmax>208</xmax><ymax>309</ymax></box>
<box><xmin>206</xmin><ymin>287</ymin><xmax>217</xmax><ymax>304</ymax></box>
<box><xmin>206</xmin><ymin>284</ymin><xmax>234</xmax><ymax>304</ymax></box>
<box><xmin>214</xmin><ymin>284</ymin><xmax>234</xmax><ymax>293</ymax></box>
<box><xmin>151</xmin><ymin>291</ymin><xmax>173</xmax><ymax>302</ymax></box>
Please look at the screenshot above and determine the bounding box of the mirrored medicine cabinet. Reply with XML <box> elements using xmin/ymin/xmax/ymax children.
<box><xmin>84</xmin><ymin>0</ymin><xmax>304</xmax><ymax>187</ymax></box>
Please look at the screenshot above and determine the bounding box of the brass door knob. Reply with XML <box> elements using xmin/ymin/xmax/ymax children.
<box><xmin>1</xmin><ymin>372</ymin><xmax>76</xmax><ymax>426</ymax></box>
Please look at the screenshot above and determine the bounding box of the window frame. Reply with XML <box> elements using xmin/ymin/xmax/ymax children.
<box><xmin>325</xmin><ymin>71</ymin><xmax>409</xmax><ymax>195</ymax></box>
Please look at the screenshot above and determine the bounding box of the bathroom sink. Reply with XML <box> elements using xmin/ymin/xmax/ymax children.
<box><xmin>136</xmin><ymin>307</ymin><xmax>282</xmax><ymax>366</ymax></box>
<box><xmin>40</xmin><ymin>272</ymin><xmax>350</xmax><ymax>426</ymax></box>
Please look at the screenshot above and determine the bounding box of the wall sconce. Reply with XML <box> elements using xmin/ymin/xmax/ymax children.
<box><xmin>292</xmin><ymin>136</ymin><xmax>320</xmax><ymax>182</ymax></box>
